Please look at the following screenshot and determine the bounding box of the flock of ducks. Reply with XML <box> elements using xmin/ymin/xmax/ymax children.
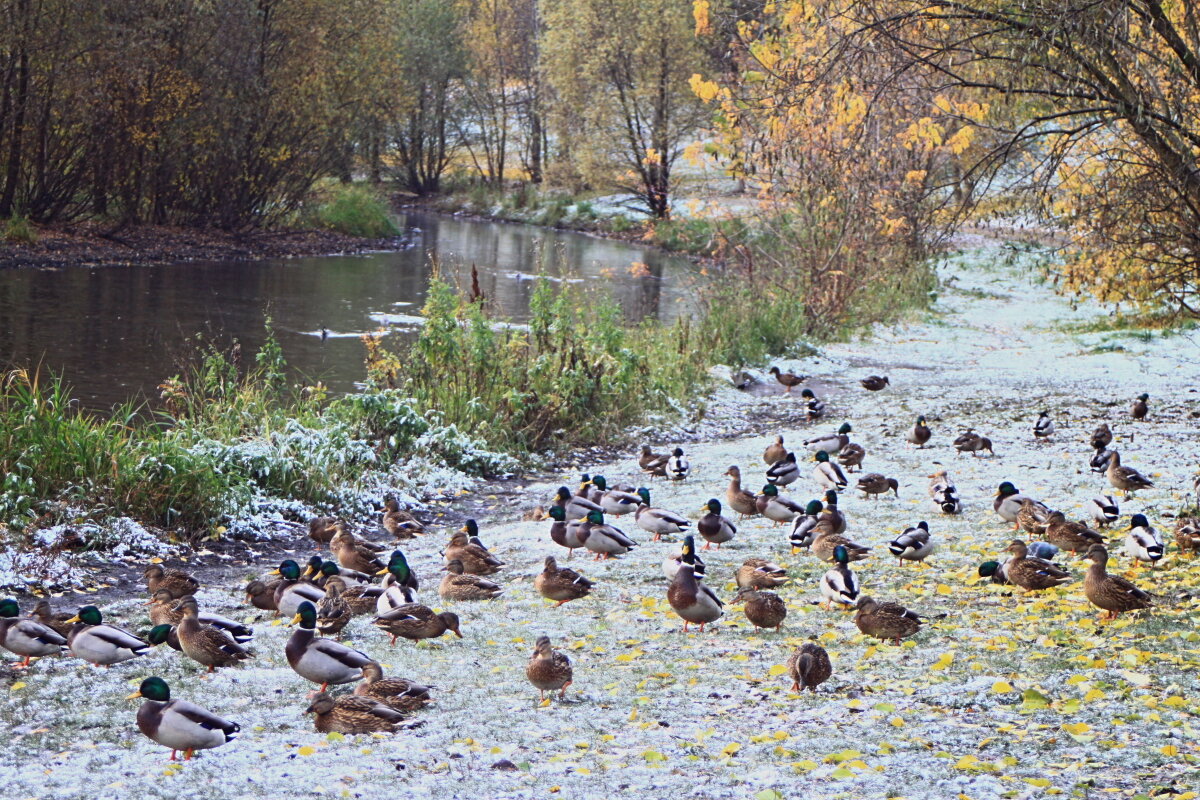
<box><xmin>0</xmin><ymin>374</ymin><xmax>1192</xmax><ymax>763</ymax></box>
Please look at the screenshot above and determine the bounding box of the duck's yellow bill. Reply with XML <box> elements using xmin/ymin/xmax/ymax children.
<box><xmin>125</xmin><ymin>690</ymin><xmax>143</xmax><ymax>700</ymax></box>
<box><xmin>65</xmin><ymin>615</ymin><xmax>81</xmax><ymax>624</ymax></box>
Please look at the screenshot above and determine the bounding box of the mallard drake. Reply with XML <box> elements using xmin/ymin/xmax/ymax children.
<box><xmin>667</xmin><ymin>536</ymin><xmax>723</xmax><ymax>632</ymax></box>
<box><xmin>245</xmin><ymin>579</ymin><xmax>280</xmax><ymax>612</ymax></box>
<box><xmin>375</xmin><ymin>549</ymin><xmax>420</xmax><ymax>612</ymax></box>
<box><xmin>1084</xmin><ymin>545</ymin><xmax>1153</xmax><ymax>619</ymax></box>
<box><xmin>801</xmin><ymin>389</ymin><xmax>825</xmax><ymax>420</ymax></box>
<box><xmin>928</xmin><ymin>471</ymin><xmax>961</xmax><ymax>515</ymax></box>
<box><xmin>820</xmin><ymin>545</ymin><xmax>861</xmax><ymax>608</ymax></box>
<box><xmin>1091</xmin><ymin>423</ymin><xmax>1113</xmax><ymax>450</ymax></box>
<box><xmin>0</xmin><ymin>598</ymin><xmax>66</xmax><ymax>666</ymax></box>
<box><xmin>907</xmin><ymin>416</ymin><xmax>931</xmax><ymax>447</ymax></box>
<box><xmin>577</xmin><ymin>510</ymin><xmax>638</xmax><ymax>559</ymax></box>
<box><xmin>553</xmin><ymin>485</ymin><xmax>603</xmax><ymax>520</ymax></box>
<box><xmin>735</xmin><ymin>558</ymin><xmax>788</xmax><ymax>590</ymax></box>
<box><xmin>1033</xmin><ymin>411</ymin><xmax>1055</xmax><ymax>439</ymax></box>
<box><xmin>804</xmin><ymin>423</ymin><xmax>852</xmax><ymax>455</ymax></box>
<box><xmin>994</xmin><ymin>482</ymin><xmax>1045</xmax><ymax>525</ymax></box>
<box><xmin>837</xmin><ymin>442</ymin><xmax>865</xmax><ymax>473</ymax></box>
<box><xmin>639</xmin><ymin>445</ymin><xmax>671</xmax><ymax>477</ymax></box>
<box><xmin>1016</xmin><ymin>498</ymin><xmax>1050</xmax><ymax>535</ymax></box>
<box><xmin>757</xmin><ymin>484</ymin><xmax>805</xmax><ymax>525</ymax></box>
<box><xmin>724</xmin><ymin>466</ymin><xmax>760</xmax><ymax>519</ymax></box>
<box><xmin>590</xmin><ymin>476</ymin><xmax>640</xmax><ymax>516</ymax></box>
<box><xmin>764</xmin><ymin>435</ymin><xmax>787</xmax><ymax>465</ymax></box>
<box><xmin>354</xmin><ymin>662</ymin><xmax>432</xmax><ymax>713</ymax></box>
<box><xmin>766</xmin><ymin>452</ymin><xmax>800</xmax><ymax>487</ymax></box>
<box><xmin>786</xmin><ymin>642</ymin><xmax>831</xmax><ymax>692</ymax></box>
<box><xmin>811</xmin><ymin>524</ymin><xmax>871</xmax><ymax>563</ymax></box>
<box><xmin>857</xmin><ymin>473</ymin><xmax>899</xmax><ymax>499</ymax></box>
<box><xmin>1125</xmin><ymin>514</ymin><xmax>1164</xmax><ymax>566</ymax></box>
<box><xmin>547</xmin><ymin>505</ymin><xmax>586</xmax><ymax>555</ymax></box>
<box><xmin>380</xmin><ymin>497</ymin><xmax>425</xmax><ymax>539</ymax></box>
<box><xmin>315</xmin><ymin>579</ymin><xmax>352</xmax><ymax>638</ymax></box>
<box><xmin>697</xmin><ymin>498</ymin><xmax>736</xmax><ymax>549</ymax></box>
<box><xmin>789</xmin><ymin>500</ymin><xmax>824</xmax><ymax>552</ymax></box>
<box><xmin>861</xmin><ymin>375</ymin><xmax>889</xmax><ymax>391</ymax></box>
<box><xmin>634</xmin><ymin>488</ymin><xmax>690</xmax><ymax>541</ymax></box>
<box><xmin>1106</xmin><ymin>451</ymin><xmax>1154</xmax><ymax>497</ymax></box>
<box><xmin>526</xmin><ymin>635</ymin><xmax>573</xmax><ymax>701</ymax></box>
<box><xmin>854</xmin><ymin>596</ymin><xmax>921</xmax><ymax>644</ymax></box>
<box><xmin>144</xmin><ymin>564</ymin><xmax>199</xmax><ymax>600</ymax></box>
<box><xmin>535</xmin><ymin>556</ymin><xmax>594</xmax><ymax>606</ymax></box>
<box><xmin>1090</xmin><ymin>446</ymin><xmax>1114</xmax><ymax>473</ymax></box>
<box><xmin>1088</xmin><ymin>496</ymin><xmax>1120</xmax><ymax>528</ymax></box>
<box><xmin>446</xmin><ymin>524</ymin><xmax>504</xmax><ymax>574</ymax></box>
<box><xmin>331</xmin><ymin>524</ymin><xmax>386</xmax><ymax>574</ymax></box>
<box><xmin>769</xmin><ymin>366</ymin><xmax>803</xmax><ymax>393</ymax></box>
<box><xmin>65</xmin><ymin>605</ymin><xmax>150</xmax><ymax>666</ymax></box>
<box><xmin>1131</xmin><ymin>393</ymin><xmax>1149</xmax><ymax>420</ymax></box>
<box><xmin>128</xmin><ymin>677</ymin><xmax>239</xmax><ymax>761</ymax></box>
<box><xmin>889</xmin><ymin>521</ymin><xmax>934</xmax><ymax>565</ymax></box>
<box><xmin>373</xmin><ymin>603</ymin><xmax>462</xmax><ymax>644</ymax></box>
<box><xmin>812</xmin><ymin>450</ymin><xmax>848</xmax><ymax>491</ymax></box>
<box><xmin>977</xmin><ymin>560</ymin><xmax>1010</xmax><ymax>585</ymax></box>
<box><xmin>666</xmin><ymin>448</ymin><xmax>690</xmax><ymax>480</ymax></box>
<box><xmin>287</xmin><ymin>601</ymin><xmax>373</xmax><ymax>690</ymax></box>
<box><xmin>1039</xmin><ymin>511</ymin><xmax>1103</xmax><ymax>553</ymax></box>
<box><xmin>1005</xmin><ymin>540</ymin><xmax>1071</xmax><ymax>592</ymax></box>
<box><xmin>146</xmin><ymin>624</ymin><xmax>181</xmax><ymax>651</ymax></box>
<box><xmin>1174</xmin><ymin>517</ymin><xmax>1200</xmax><ymax>554</ymax></box>
<box><xmin>270</xmin><ymin>560</ymin><xmax>325</xmax><ymax>617</ymax></box>
<box><xmin>31</xmin><ymin>599</ymin><xmax>74</xmax><ymax>639</ymax></box>
<box><xmin>306</xmin><ymin>692</ymin><xmax>406</xmax><ymax>734</ymax></box>
<box><xmin>439</xmin><ymin>560</ymin><xmax>503</xmax><ymax>600</ymax></box>
<box><xmin>662</xmin><ymin>547</ymin><xmax>706</xmax><ymax>580</ymax></box>
<box><xmin>733</xmin><ymin>589</ymin><xmax>786</xmax><ymax>632</ymax></box>
<box><xmin>309</xmin><ymin>516</ymin><xmax>338</xmax><ymax>549</ymax></box>
<box><xmin>953</xmin><ymin>430</ymin><xmax>994</xmax><ymax>456</ymax></box>
<box><xmin>145</xmin><ymin>591</ymin><xmax>253</xmax><ymax>643</ymax></box>
<box><xmin>174</xmin><ymin>598</ymin><xmax>251</xmax><ymax>673</ymax></box>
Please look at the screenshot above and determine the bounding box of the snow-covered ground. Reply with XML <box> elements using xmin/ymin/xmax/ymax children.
<box><xmin>3</xmin><ymin>236</ymin><xmax>1199</xmax><ymax>799</ymax></box>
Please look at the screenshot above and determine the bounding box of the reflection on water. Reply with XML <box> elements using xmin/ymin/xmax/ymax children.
<box><xmin>0</xmin><ymin>211</ymin><xmax>697</xmax><ymax>408</ymax></box>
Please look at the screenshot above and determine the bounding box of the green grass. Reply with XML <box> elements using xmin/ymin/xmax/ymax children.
<box><xmin>1</xmin><ymin>214</ymin><xmax>37</xmax><ymax>244</ymax></box>
<box><xmin>305</xmin><ymin>183</ymin><xmax>399</xmax><ymax>238</ymax></box>
<box><xmin>1056</xmin><ymin>312</ymin><xmax>1199</xmax><ymax>336</ymax></box>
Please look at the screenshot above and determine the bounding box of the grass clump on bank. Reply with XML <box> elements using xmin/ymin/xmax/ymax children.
<box><xmin>304</xmin><ymin>182</ymin><xmax>399</xmax><ymax>238</ymax></box>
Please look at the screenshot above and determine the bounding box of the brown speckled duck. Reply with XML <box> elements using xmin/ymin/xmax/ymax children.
<box><xmin>534</xmin><ymin>556</ymin><xmax>594</xmax><ymax>606</ymax></box>
<box><xmin>854</xmin><ymin>596</ymin><xmax>921</xmax><ymax>645</ymax></box>
<box><xmin>526</xmin><ymin>635</ymin><xmax>573</xmax><ymax>701</ymax></box>
<box><xmin>144</xmin><ymin>564</ymin><xmax>199</xmax><ymax>600</ymax></box>
<box><xmin>373</xmin><ymin>604</ymin><xmax>462</xmax><ymax>644</ymax></box>
<box><xmin>305</xmin><ymin>692</ymin><xmax>406</xmax><ymax>734</ymax></box>
<box><xmin>354</xmin><ymin>662</ymin><xmax>432</xmax><ymax>712</ymax></box>
<box><xmin>1004</xmin><ymin>540</ymin><xmax>1071</xmax><ymax>592</ymax></box>
<box><xmin>735</xmin><ymin>558</ymin><xmax>788</xmax><ymax>590</ymax></box>
<box><xmin>446</xmin><ymin>523</ymin><xmax>504</xmax><ymax>575</ymax></box>
<box><xmin>174</xmin><ymin>598</ymin><xmax>251</xmax><ymax>674</ymax></box>
<box><xmin>733</xmin><ymin>588</ymin><xmax>787</xmax><ymax>632</ymax></box>
<box><xmin>724</xmin><ymin>466</ymin><xmax>759</xmax><ymax>519</ymax></box>
<box><xmin>1041</xmin><ymin>511</ymin><xmax>1104</xmax><ymax>553</ymax></box>
<box><xmin>1084</xmin><ymin>545</ymin><xmax>1153</xmax><ymax>620</ymax></box>
<box><xmin>438</xmin><ymin>560</ymin><xmax>503</xmax><ymax>601</ymax></box>
<box><xmin>786</xmin><ymin>642</ymin><xmax>831</xmax><ymax>692</ymax></box>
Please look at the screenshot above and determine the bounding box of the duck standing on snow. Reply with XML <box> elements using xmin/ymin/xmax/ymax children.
<box><xmin>271</xmin><ymin>559</ymin><xmax>325</xmax><ymax>617</ymax></box>
<box><xmin>547</xmin><ymin>505</ymin><xmax>586</xmax><ymax>556</ymax></box>
<box><xmin>733</xmin><ymin>588</ymin><xmax>787</xmax><ymax>632</ymax></box>
<box><xmin>1016</xmin><ymin>498</ymin><xmax>1050</xmax><ymax>535</ymax></box>
<box><xmin>330</xmin><ymin>524</ymin><xmax>386</xmax><ymax>575</ymax></box>
<box><xmin>174</xmin><ymin>598</ymin><xmax>252</xmax><ymax>673</ymax></box>
<box><xmin>287</xmin><ymin>601</ymin><xmax>373</xmax><ymax>691</ymax></box>
<box><xmin>837</xmin><ymin>441</ymin><xmax>866</xmax><ymax>472</ymax></box>
<box><xmin>639</xmin><ymin>446</ymin><xmax>671</xmax><ymax>477</ymax></box>
<box><xmin>662</xmin><ymin>547</ymin><xmax>706</xmax><ymax>581</ymax></box>
<box><xmin>1041</xmin><ymin>511</ymin><xmax>1104</xmax><ymax>553</ymax></box>
<box><xmin>856</xmin><ymin>473</ymin><xmax>899</xmax><ymax>500</ymax></box>
<box><xmin>634</xmin><ymin>488</ymin><xmax>690</xmax><ymax>541</ymax></box>
<box><xmin>553</xmin><ymin>485</ymin><xmax>603</xmax><ymax>520</ymax></box>
<box><xmin>861</xmin><ymin>375</ymin><xmax>890</xmax><ymax>391</ymax></box>
<box><xmin>769</xmin><ymin>366</ymin><xmax>804</xmax><ymax>393</ymax></box>
<box><xmin>907</xmin><ymin>416</ymin><xmax>931</xmax><ymax>448</ymax></box>
<box><xmin>801</xmin><ymin>389</ymin><xmax>826</xmax><ymax>420</ymax></box>
<box><xmin>666</xmin><ymin>448</ymin><xmax>690</xmax><ymax>480</ymax></box>
<box><xmin>928</xmin><ymin>471</ymin><xmax>961</xmax><ymax>515</ymax></box>
<box><xmin>812</xmin><ymin>450</ymin><xmax>848</xmax><ymax>491</ymax></box>
<box><xmin>1088</xmin><ymin>496</ymin><xmax>1120</xmax><ymax>528</ymax></box>
<box><xmin>789</xmin><ymin>500</ymin><xmax>824</xmax><ymax>551</ymax></box>
<box><xmin>1124</xmin><ymin>514</ymin><xmax>1164</xmax><ymax>567</ymax></box>
<box><xmin>1033</xmin><ymin>411</ymin><xmax>1055</xmax><ymax>439</ymax></box>
<box><xmin>667</xmin><ymin>535</ymin><xmax>724</xmax><ymax>632</ymax></box>
<box><xmin>376</xmin><ymin>550</ymin><xmax>420</xmax><ymax>613</ymax></box>
<box><xmin>819</xmin><ymin>490</ymin><xmax>847</xmax><ymax>532</ymax></box>
<box><xmin>526</xmin><ymin>636</ymin><xmax>573</xmax><ymax>701</ymax></box>
<box><xmin>787</xmin><ymin>642</ymin><xmax>832</xmax><ymax>692</ymax></box>
<box><xmin>820</xmin><ymin>545</ymin><xmax>861</xmax><ymax>608</ymax></box>
<box><xmin>854</xmin><ymin>596</ymin><xmax>921</xmax><ymax>645</ymax></box>
<box><xmin>953</xmin><ymin>430</ymin><xmax>994</xmax><ymax>456</ymax></box>
<box><xmin>1090</xmin><ymin>446</ymin><xmax>1114</xmax><ymax>473</ymax></box>
<box><xmin>889</xmin><ymin>521</ymin><xmax>934</xmax><ymax>565</ymax></box>
<box><xmin>994</xmin><ymin>482</ymin><xmax>1045</xmax><ymax>526</ymax></box>
<box><xmin>127</xmin><ymin>677</ymin><xmax>239</xmax><ymax>761</ymax></box>
<box><xmin>766</xmin><ymin>451</ymin><xmax>800</xmax><ymax>487</ymax></box>
<box><xmin>65</xmin><ymin>605</ymin><xmax>150</xmax><ymax>667</ymax></box>
<box><xmin>697</xmin><ymin>498</ymin><xmax>736</xmax><ymax>549</ymax></box>
<box><xmin>1131</xmin><ymin>393</ymin><xmax>1149</xmax><ymax>420</ymax></box>
<box><xmin>724</xmin><ymin>466</ymin><xmax>760</xmax><ymax>519</ymax></box>
<box><xmin>535</xmin><ymin>556</ymin><xmax>594</xmax><ymax>606</ymax></box>
<box><xmin>1084</xmin><ymin>545</ymin><xmax>1153</xmax><ymax>620</ymax></box>
<box><xmin>764</xmin><ymin>434</ymin><xmax>787</xmax><ymax>465</ymax></box>
<box><xmin>447</xmin><ymin>523</ymin><xmax>504</xmax><ymax>574</ymax></box>
<box><xmin>380</xmin><ymin>497</ymin><xmax>424</xmax><ymax>539</ymax></box>
<box><xmin>1106</xmin><ymin>451</ymin><xmax>1155</xmax><ymax>498</ymax></box>
<box><xmin>1091</xmin><ymin>423</ymin><xmax>1113</xmax><ymax>450</ymax></box>
<box><xmin>804</xmin><ymin>423</ymin><xmax>852</xmax><ymax>455</ymax></box>
<box><xmin>588</xmin><ymin>477</ymin><xmax>639</xmax><ymax>516</ymax></box>
<box><xmin>1004</xmin><ymin>541</ymin><xmax>1071</xmax><ymax>592</ymax></box>
<box><xmin>1175</xmin><ymin>517</ymin><xmax>1200</xmax><ymax>555</ymax></box>
<box><xmin>577</xmin><ymin>510</ymin><xmax>638</xmax><ymax>559</ymax></box>
<box><xmin>0</xmin><ymin>598</ymin><xmax>66</xmax><ymax>667</ymax></box>
<box><xmin>757</xmin><ymin>484</ymin><xmax>805</xmax><ymax>525</ymax></box>
<box><xmin>373</xmin><ymin>604</ymin><xmax>462</xmax><ymax>644</ymax></box>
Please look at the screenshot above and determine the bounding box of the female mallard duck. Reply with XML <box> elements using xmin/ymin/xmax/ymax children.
<box><xmin>953</xmin><ymin>430</ymin><xmax>994</xmax><ymax>456</ymax></box>
<box><xmin>994</xmin><ymin>482</ymin><xmax>1045</xmax><ymax>525</ymax></box>
<box><xmin>547</xmin><ymin>505</ymin><xmax>586</xmax><ymax>556</ymax></box>
<box><xmin>1005</xmin><ymin>540</ymin><xmax>1071</xmax><ymax>592</ymax></box>
<box><xmin>861</xmin><ymin>375</ymin><xmax>890</xmax><ymax>391</ymax></box>
<box><xmin>757</xmin><ymin>484</ymin><xmax>805</xmax><ymax>525</ymax></box>
<box><xmin>667</xmin><ymin>536</ymin><xmax>723</xmax><ymax>632</ymax></box>
<box><xmin>375</xmin><ymin>550</ymin><xmax>420</xmax><ymax>614</ymax></box>
<box><xmin>590</xmin><ymin>476</ymin><xmax>641</xmax><ymax>516</ymax></box>
<box><xmin>526</xmin><ymin>636</ymin><xmax>573</xmax><ymax>701</ymax></box>
<box><xmin>144</xmin><ymin>564</ymin><xmax>200</xmax><ymax>600</ymax></box>
<box><xmin>309</xmin><ymin>516</ymin><xmax>338</xmax><ymax>549</ymax></box>
<box><xmin>812</xmin><ymin>525</ymin><xmax>871</xmax><ymax>563</ymax></box>
<box><xmin>1084</xmin><ymin>545</ymin><xmax>1153</xmax><ymax>619</ymax></box>
<box><xmin>1175</xmin><ymin>517</ymin><xmax>1200</xmax><ymax>555</ymax></box>
<box><xmin>287</xmin><ymin>601</ymin><xmax>373</xmax><ymax>690</ymax></box>
<box><xmin>0</xmin><ymin>598</ymin><xmax>66</xmax><ymax>667</ymax></box>
<box><xmin>733</xmin><ymin>588</ymin><xmax>786</xmax><ymax>632</ymax></box>
<box><xmin>789</xmin><ymin>500</ymin><xmax>824</xmax><ymax>551</ymax></box>
<box><xmin>666</xmin><ymin>448</ymin><xmax>690</xmax><ymax>480</ymax></box>
<box><xmin>245</xmin><ymin>579</ymin><xmax>280</xmax><ymax>612</ymax></box>
<box><xmin>380</xmin><ymin>496</ymin><xmax>425</xmax><ymax>539</ymax></box>
<box><xmin>535</xmin><ymin>556</ymin><xmax>593</xmax><ymax>606</ymax></box>
<box><xmin>354</xmin><ymin>662</ymin><xmax>432</xmax><ymax>712</ymax></box>
<box><xmin>1041</xmin><ymin>511</ymin><xmax>1104</xmax><ymax>553</ymax></box>
<box><xmin>31</xmin><ymin>599</ymin><xmax>74</xmax><ymax>639</ymax></box>
<box><xmin>331</xmin><ymin>524</ymin><xmax>386</xmax><ymax>575</ymax></box>
<box><xmin>735</xmin><ymin>558</ymin><xmax>788</xmax><ymax>590</ymax></box>
<box><xmin>314</xmin><ymin>564</ymin><xmax>384</xmax><ymax>615</ymax></box>
<box><xmin>1033</xmin><ymin>411</ymin><xmax>1055</xmax><ymax>439</ymax></box>
<box><xmin>769</xmin><ymin>366</ymin><xmax>803</xmax><ymax>392</ymax></box>
<box><xmin>1131</xmin><ymin>393</ymin><xmax>1149</xmax><ymax>420</ymax></box>
<box><xmin>697</xmin><ymin>498</ymin><xmax>736</xmax><ymax>549</ymax></box>
<box><xmin>439</xmin><ymin>560</ymin><xmax>503</xmax><ymax>601</ymax></box>
<box><xmin>577</xmin><ymin>510</ymin><xmax>638</xmax><ymax>559</ymax></box>
<box><xmin>1106</xmin><ymin>451</ymin><xmax>1154</xmax><ymax>497</ymax></box>
<box><xmin>889</xmin><ymin>521</ymin><xmax>934</xmax><ymax>565</ymax></box>
<box><xmin>979</xmin><ymin>543</ymin><xmax>1060</xmax><ymax>585</ymax></box>
<box><xmin>315</xmin><ymin>579</ymin><xmax>352</xmax><ymax>638</ymax></box>
<box><xmin>857</xmin><ymin>473</ymin><xmax>899</xmax><ymax>499</ymax></box>
<box><xmin>128</xmin><ymin>677</ymin><xmax>239</xmax><ymax>761</ymax></box>
<box><xmin>907</xmin><ymin>415</ymin><xmax>932</xmax><ymax>447</ymax></box>
<box><xmin>764</xmin><ymin>435</ymin><xmax>787</xmax><ymax>465</ymax></box>
<box><xmin>1125</xmin><ymin>514</ymin><xmax>1164</xmax><ymax>566</ymax></box>
<box><xmin>1015</xmin><ymin>498</ymin><xmax>1050</xmax><ymax>535</ymax></box>
<box><xmin>553</xmin><ymin>485</ymin><xmax>603</xmax><ymax>520</ymax></box>
<box><xmin>373</xmin><ymin>603</ymin><xmax>462</xmax><ymax>644</ymax></box>
<box><xmin>819</xmin><ymin>490</ymin><xmax>847</xmax><ymax>532</ymax></box>
<box><xmin>634</xmin><ymin>488</ymin><xmax>691</xmax><ymax>541</ymax></box>
<box><xmin>639</xmin><ymin>446</ymin><xmax>671</xmax><ymax>477</ymax></box>
<box><xmin>662</xmin><ymin>547</ymin><xmax>706</xmax><ymax>580</ymax></box>
<box><xmin>787</xmin><ymin>642</ymin><xmax>832</xmax><ymax>692</ymax></box>
<box><xmin>812</xmin><ymin>450</ymin><xmax>848</xmax><ymax>491</ymax></box>
<box><xmin>446</xmin><ymin>525</ymin><xmax>504</xmax><ymax>575</ymax></box>
<box><xmin>766</xmin><ymin>451</ymin><xmax>800</xmax><ymax>487</ymax></box>
<box><xmin>1088</xmin><ymin>496</ymin><xmax>1119</xmax><ymax>528</ymax></box>
<box><xmin>724</xmin><ymin>466</ymin><xmax>760</xmax><ymax>519</ymax></box>
<box><xmin>306</xmin><ymin>692</ymin><xmax>406</xmax><ymax>734</ymax></box>
<box><xmin>837</xmin><ymin>442</ymin><xmax>865</xmax><ymax>473</ymax></box>
<box><xmin>820</xmin><ymin>545</ymin><xmax>861</xmax><ymax>609</ymax></box>
<box><xmin>854</xmin><ymin>596</ymin><xmax>921</xmax><ymax>644</ymax></box>
<box><xmin>270</xmin><ymin>560</ymin><xmax>326</xmax><ymax>617</ymax></box>
<box><xmin>801</xmin><ymin>389</ymin><xmax>825</xmax><ymax>420</ymax></box>
<box><xmin>145</xmin><ymin>591</ymin><xmax>253</xmax><ymax>643</ymax></box>
<box><xmin>66</xmin><ymin>605</ymin><xmax>150</xmax><ymax>666</ymax></box>
<box><xmin>804</xmin><ymin>423</ymin><xmax>852</xmax><ymax>455</ymax></box>
<box><xmin>928</xmin><ymin>471</ymin><xmax>962</xmax><ymax>514</ymax></box>
<box><xmin>1091</xmin><ymin>423</ymin><xmax>1113</xmax><ymax>450</ymax></box>
<box><xmin>175</xmin><ymin>598</ymin><xmax>251</xmax><ymax>673</ymax></box>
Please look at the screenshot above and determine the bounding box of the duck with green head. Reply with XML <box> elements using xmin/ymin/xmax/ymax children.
<box><xmin>376</xmin><ymin>549</ymin><xmax>419</xmax><ymax>614</ymax></box>
<box><xmin>907</xmin><ymin>415</ymin><xmax>932</xmax><ymax>448</ymax></box>
<box><xmin>766</xmin><ymin>451</ymin><xmax>800</xmax><ymax>487</ymax></box>
<box><xmin>65</xmin><ymin>605</ymin><xmax>150</xmax><ymax>666</ymax></box>
<box><xmin>804</xmin><ymin>423</ymin><xmax>852</xmax><ymax>455</ymax></box>
<box><xmin>547</xmin><ymin>504</ymin><xmax>586</xmax><ymax>555</ymax></box>
<box><xmin>634</xmin><ymin>487</ymin><xmax>690</xmax><ymax>541</ymax></box>
<box><xmin>0</xmin><ymin>598</ymin><xmax>66</xmax><ymax>667</ymax></box>
<box><xmin>590</xmin><ymin>476</ymin><xmax>641</xmax><ymax>516</ymax></box>
<box><xmin>819</xmin><ymin>545</ymin><xmax>861</xmax><ymax>609</ymax></box>
<box><xmin>789</xmin><ymin>500</ymin><xmax>824</xmax><ymax>552</ymax></box>
<box><xmin>286</xmin><ymin>601</ymin><xmax>374</xmax><ymax>691</ymax></box>
<box><xmin>756</xmin><ymin>484</ymin><xmax>805</xmax><ymax>525</ymax></box>
<box><xmin>128</xmin><ymin>677</ymin><xmax>239</xmax><ymax>761</ymax></box>
<box><xmin>812</xmin><ymin>450</ymin><xmax>848</xmax><ymax>491</ymax></box>
<box><xmin>270</xmin><ymin>559</ymin><xmax>325</xmax><ymax>617</ymax></box>
<box><xmin>320</xmin><ymin>562</ymin><xmax>386</xmax><ymax>616</ymax></box>
<box><xmin>577</xmin><ymin>509</ymin><xmax>638</xmax><ymax>559</ymax></box>
<box><xmin>697</xmin><ymin>498</ymin><xmax>736</xmax><ymax>550</ymax></box>
<box><xmin>667</xmin><ymin>535</ymin><xmax>724</xmax><ymax>632</ymax></box>
<box><xmin>993</xmin><ymin>482</ymin><xmax>1044</xmax><ymax>526</ymax></box>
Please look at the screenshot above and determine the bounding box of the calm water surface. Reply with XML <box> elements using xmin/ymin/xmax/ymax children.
<box><xmin>0</xmin><ymin>212</ymin><xmax>697</xmax><ymax>408</ymax></box>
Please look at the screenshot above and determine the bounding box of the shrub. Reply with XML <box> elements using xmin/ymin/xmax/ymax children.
<box><xmin>2</xmin><ymin>215</ymin><xmax>37</xmax><ymax>244</ymax></box>
<box><xmin>308</xmin><ymin>184</ymin><xmax>399</xmax><ymax>238</ymax></box>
